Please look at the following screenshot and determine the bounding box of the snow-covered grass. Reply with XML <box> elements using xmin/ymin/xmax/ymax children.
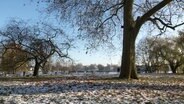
<box><xmin>0</xmin><ymin>74</ymin><xmax>183</xmax><ymax>104</ymax></box>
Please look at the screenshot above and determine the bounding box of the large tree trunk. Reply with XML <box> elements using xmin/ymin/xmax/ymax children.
<box><xmin>170</xmin><ymin>64</ymin><xmax>177</xmax><ymax>74</ymax></box>
<box><xmin>119</xmin><ymin>28</ymin><xmax>138</xmax><ymax>79</ymax></box>
<box><xmin>119</xmin><ymin>0</ymin><xmax>138</xmax><ymax>79</ymax></box>
<box><xmin>33</xmin><ymin>62</ymin><xmax>40</xmax><ymax>76</ymax></box>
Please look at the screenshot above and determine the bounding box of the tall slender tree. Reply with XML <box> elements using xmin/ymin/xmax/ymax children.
<box><xmin>42</xmin><ymin>0</ymin><xmax>184</xmax><ymax>79</ymax></box>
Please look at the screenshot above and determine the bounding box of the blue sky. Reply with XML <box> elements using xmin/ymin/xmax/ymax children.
<box><xmin>0</xmin><ymin>1</ymin><xmax>39</xmax><ymax>26</ymax></box>
<box><xmin>0</xmin><ymin>0</ymin><xmax>121</xmax><ymax>65</ymax></box>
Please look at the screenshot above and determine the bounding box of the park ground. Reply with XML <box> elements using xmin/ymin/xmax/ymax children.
<box><xmin>0</xmin><ymin>74</ymin><xmax>183</xmax><ymax>104</ymax></box>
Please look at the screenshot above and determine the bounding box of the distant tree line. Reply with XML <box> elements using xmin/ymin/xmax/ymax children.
<box><xmin>72</xmin><ymin>64</ymin><xmax>119</xmax><ymax>72</ymax></box>
<box><xmin>38</xmin><ymin>62</ymin><xmax>119</xmax><ymax>75</ymax></box>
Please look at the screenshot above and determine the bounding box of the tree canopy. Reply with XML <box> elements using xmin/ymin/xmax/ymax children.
<box><xmin>137</xmin><ymin>30</ymin><xmax>184</xmax><ymax>74</ymax></box>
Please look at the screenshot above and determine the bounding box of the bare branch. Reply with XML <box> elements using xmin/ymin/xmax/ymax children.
<box><xmin>148</xmin><ymin>17</ymin><xmax>184</xmax><ymax>30</ymax></box>
<box><xmin>99</xmin><ymin>4</ymin><xmax>124</xmax><ymax>28</ymax></box>
<box><xmin>103</xmin><ymin>1</ymin><xmax>124</xmax><ymax>12</ymax></box>
<box><xmin>139</xmin><ymin>0</ymin><xmax>172</xmax><ymax>24</ymax></box>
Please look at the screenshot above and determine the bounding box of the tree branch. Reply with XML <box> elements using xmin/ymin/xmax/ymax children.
<box><xmin>103</xmin><ymin>1</ymin><xmax>124</xmax><ymax>12</ymax></box>
<box><xmin>148</xmin><ymin>17</ymin><xmax>184</xmax><ymax>30</ymax></box>
<box><xmin>99</xmin><ymin>3</ymin><xmax>124</xmax><ymax>28</ymax></box>
<box><xmin>139</xmin><ymin>0</ymin><xmax>172</xmax><ymax>24</ymax></box>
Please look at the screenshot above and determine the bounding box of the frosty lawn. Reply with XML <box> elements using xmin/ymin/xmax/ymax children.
<box><xmin>0</xmin><ymin>74</ymin><xmax>183</xmax><ymax>104</ymax></box>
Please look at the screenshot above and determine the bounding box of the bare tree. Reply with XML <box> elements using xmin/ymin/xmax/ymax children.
<box><xmin>42</xmin><ymin>0</ymin><xmax>184</xmax><ymax>79</ymax></box>
<box><xmin>0</xmin><ymin>20</ymin><xmax>72</xmax><ymax>76</ymax></box>
<box><xmin>136</xmin><ymin>37</ymin><xmax>153</xmax><ymax>73</ymax></box>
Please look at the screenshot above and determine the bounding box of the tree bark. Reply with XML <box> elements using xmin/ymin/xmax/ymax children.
<box><xmin>119</xmin><ymin>0</ymin><xmax>138</xmax><ymax>79</ymax></box>
<box><xmin>33</xmin><ymin>61</ymin><xmax>40</xmax><ymax>76</ymax></box>
<box><xmin>119</xmin><ymin>28</ymin><xmax>139</xmax><ymax>79</ymax></box>
<box><xmin>170</xmin><ymin>64</ymin><xmax>177</xmax><ymax>74</ymax></box>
